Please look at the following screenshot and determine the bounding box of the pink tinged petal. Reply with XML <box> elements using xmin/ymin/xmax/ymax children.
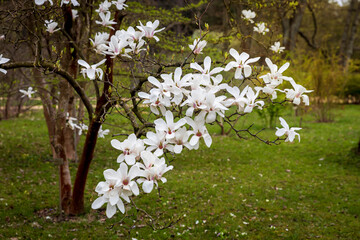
<box><xmin>116</xmin><ymin>199</ymin><xmax>125</xmax><ymax>214</ymax></box>
<box><xmin>154</xmin><ymin>148</ymin><xmax>164</xmax><ymax>156</ymax></box>
<box><xmin>203</xmin><ymin>134</ymin><xmax>212</xmax><ymax>147</ymax></box>
<box><xmin>150</xmin><ymin>105</ymin><xmax>160</xmax><ymax>115</ymax></box>
<box><xmin>288</xmin><ymin>131</ymin><xmax>296</xmax><ymax>142</ymax></box>
<box><xmin>189</xmin><ymin>135</ymin><xmax>200</xmax><ymax>146</ymax></box>
<box><xmin>109</xmin><ymin>193</ymin><xmax>119</xmax><ymax>206</ymax></box>
<box><xmin>302</xmin><ymin>95</ymin><xmax>310</xmax><ymax>106</ymax></box>
<box><xmin>91</xmin><ymin>197</ymin><xmax>106</xmax><ymax>209</ymax></box>
<box><xmin>204</xmin><ymin>56</ymin><xmax>211</xmax><ymax>71</ymax></box>
<box><xmin>275</xmin><ymin>128</ymin><xmax>286</xmax><ymax>137</ymax></box>
<box><xmin>104</xmin><ymin>169</ymin><xmax>118</xmax><ymax>180</ymax></box>
<box><xmin>243</xmin><ymin>65</ymin><xmax>252</xmax><ymax>78</ymax></box>
<box><xmin>190</xmin><ymin>62</ymin><xmax>204</xmax><ymax>72</ymax></box>
<box><xmin>246</xmin><ymin>57</ymin><xmax>260</xmax><ymax>64</ymax></box>
<box><xmin>174</xmin><ymin>144</ymin><xmax>183</xmax><ymax>154</ymax></box>
<box><xmin>128</xmin><ymin>165</ymin><xmax>141</xmax><ymax>180</ymax></box>
<box><xmin>165</xmin><ymin>111</ymin><xmax>174</xmax><ymax>125</ymax></box>
<box><xmin>111</xmin><ymin>139</ymin><xmax>122</xmax><ymax>150</ymax></box>
<box><xmin>234</xmin><ymin>67</ymin><xmax>243</xmax><ymax>79</ymax></box>
<box><xmin>206</xmin><ymin>111</ymin><xmax>217</xmax><ymax>123</ymax></box>
<box><xmin>143</xmin><ymin>180</ymin><xmax>154</xmax><ymax>193</ymax></box>
<box><xmin>244</xmin><ymin>105</ymin><xmax>253</xmax><ymax>113</ymax></box>
<box><xmin>87</xmin><ymin>68</ymin><xmax>96</xmax><ymax>80</ymax></box>
<box><xmin>119</xmin><ymin>162</ymin><xmax>128</xmax><ymax>178</ymax></box>
<box><xmin>148</xmin><ymin>76</ymin><xmax>161</xmax><ymax>88</ymax></box>
<box><xmin>106</xmin><ymin>203</ymin><xmax>117</xmax><ymax>218</ymax></box>
<box><xmin>130</xmin><ymin>181</ymin><xmax>140</xmax><ymax>195</ymax></box>
<box><xmin>238</xmin><ymin>52</ymin><xmax>250</xmax><ymax>62</ymax></box>
<box><xmin>210</xmin><ymin>67</ymin><xmax>224</xmax><ymax>75</ymax></box>
<box><xmin>125</xmin><ymin>154</ymin><xmax>136</xmax><ymax>165</ymax></box>
<box><xmin>279</xmin><ymin>117</ymin><xmax>289</xmax><ymax>129</ymax></box>
<box><xmin>77</xmin><ymin>59</ymin><xmax>90</xmax><ymax>68</ymax></box>
<box><xmin>229</xmin><ymin>48</ymin><xmax>240</xmax><ymax>61</ymax></box>
<box><xmin>278</xmin><ymin>62</ymin><xmax>290</xmax><ymax>73</ymax></box>
<box><xmin>293</xmin><ymin>97</ymin><xmax>301</xmax><ymax>105</ymax></box>
<box><xmin>117</xmin><ymin>154</ymin><xmax>125</xmax><ymax>163</ymax></box>
<box><xmin>174</xmin><ymin>118</ymin><xmax>187</xmax><ymax>129</ymax></box>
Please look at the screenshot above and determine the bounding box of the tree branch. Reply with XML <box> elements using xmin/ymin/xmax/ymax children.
<box><xmin>2</xmin><ymin>61</ymin><xmax>94</xmax><ymax>120</ymax></box>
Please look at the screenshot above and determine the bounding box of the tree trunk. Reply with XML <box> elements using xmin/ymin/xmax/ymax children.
<box><xmin>53</xmin><ymin>79</ymin><xmax>73</xmax><ymax>214</ymax></box>
<box><xmin>339</xmin><ymin>0</ymin><xmax>360</xmax><ymax>69</ymax></box>
<box><xmin>70</xmin><ymin>12</ymin><xmax>124</xmax><ymax>214</ymax></box>
<box><xmin>281</xmin><ymin>0</ymin><xmax>307</xmax><ymax>51</ymax></box>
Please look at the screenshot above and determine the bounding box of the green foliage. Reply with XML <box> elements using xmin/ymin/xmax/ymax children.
<box><xmin>1</xmin><ymin>106</ymin><xmax>360</xmax><ymax>239</ymax></box>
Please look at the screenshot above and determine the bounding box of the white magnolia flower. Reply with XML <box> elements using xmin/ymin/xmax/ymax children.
<box><xmin>224</xmin><ymin>49</ymin><xmax>260</xmax><ymax>79</ymax></box>
<box><xmin>102</xmin><ymin>35</ymin><xmax>129</xmax><ymax>57</ymax></box>
<box><xmin>96</xmin><ymin>12</ymin><xmax>117</xmax><ymax>30</ymax></box>
<box><xmin>137</xmin><ymin>151</ymin><xmax>173</xmax><ymax>193</ymax></box>
<box><xmin>284</xmin><ymin>81</ymin><xmax>313</xmax><ymax>106</ymax></box>
<box><xmin>253</xmin><ymin>22</ymin><xmax>269</xmax><ymax>35</ymax></box>
<box><xmin>112</xmin><ymin>0</ymin><xmax>128</xmax><ymax>10</ymax></box>
<box><xmin>96</xmin><ymin>0</ymin><xmax>112</xmax><ymax>13</ymax></box>
<box><xmin>143</xmin><ymin>131</ymin><xmax>173</xmax><ymax>156</ymax></box>
<box><xmin>241</xmin><ymin>10</ymin><xmax>256</xmax><ymax>23</ymax></box>
<box><xmin>161</xmin><ymin>67</ymin><xmax>192</xmax><ymax>104</ymax></box>
<box><xmin>202</xmin><ymin>92</ymin><xmax>228</xmax><ymax>123</ymax></box>
<box><xmin>0</xmin><ymin>54</ymin><xmax>10</xmax><ymax>74</ymax></box>
<box><xmin>224</xmin><ymin>85</ymin><xmax>248</xmax><ymax>111</ymax></box>
<box><xmin>19</xmin><ymin>87</ymin><xmax>36</xmax><ymax>98</ymax></box>
<box><xmin>121</xmin><ymin>26</ymin><xmax>145</xmax><ymax>42</ymax></box>
<box><xmin>138</xmin><ymin>90</ymin><xmax>170</xmax><ymax>115</ymax></box>
<box><xmin>127</xmin><ymin>39</ymin><xmax>146</xmax><ymax>55</ymax></box>
<box><xmin>98</xmin><ymin>126</ymin><xmax>110</xmax><ymax>138</ymax></box>
<box><xmin>75</xmin><ymin>123</ymin><xmax>88</xmax><ymax>135</ymax></box>
<box><xmin>45</xmin><ymin>20</ymin><xmax>60</xmax><ymax>34</ymax></box>
<box><xmin>275</xmin><ymin>117</ymin><xmax>301</xmax><ymax>142</ymax></box>
<box><xmin>181</xmin><ymin>89</ymin><xmax>207</xmax><ymax>117</ymax></box>
<box><xmin>260</xmin><ymin>58</ymin><xmax>292</xmax><ymax>86</ymax></box>
<box><xmin>60</xmin><ymin>0</ymin><xmax>80</xmax><ymax>6</ymax></box>
<box><xmin>111</xmin><ymin>134</ymin><xmax>145</xmax><ymax>165</ymax></box>
<box><xmin>35</xmin><ymin>0</ymin><xmax>53</xmax><ymax>5</ymax></box>
<box><xmin>72</xmin><ymin>10</ymin><xmax>78</xmax><ymax>19</ymax></box>
<box><xmin>78</xmin><ymin>59</ymin><xmax>106</xmax><ymax>80</ymax></box>
<box><xmin>137</xmin><ymin>20</ymin><xmax>165</xmax><ymax>42</ymax></box>
<box><xmin>243</xmin><ymin>87</ymin><xmax>264</xmax><ymax>113</ymax></box>
<box><xmin>66</xmin><ymin>113</ymin><xmax>77</xmax><ymax>130</ymax></box>
<box><xmin>154</xmin><ymin>111</ymin><xmax>187</xmax><ymax>140</ymax></box>
<box><xmin>168</xmin><ymin>127</ymin><xmax>192</xmax><ymax>153</ymax></box>
<box><xmin>189</xmin><ymin>38</ymin><xmax>207</xmax><ymax>55</ymax></box>
<box><xmin>90</xmin><ymin>32</ymin><xmax>109</xmax><ymax>54</ymax></box>
<box><xmin>91</xmin><ymin>163</ymin><xmax>142</xmax><ymax>218</ymax></box>
<box><xmin>270</xmin><ymin>41</ymin><xmax>285</xmax><ymax>53</ymax></box>
<box><xmin>190</xmin><ymin>56</ymin><xmax>224</xmax><ymax>85</ymax></box>
<box><xmin>186</xmin><ymin>113</ymin><xmax>212</xmax><ymax>148</ymax></box>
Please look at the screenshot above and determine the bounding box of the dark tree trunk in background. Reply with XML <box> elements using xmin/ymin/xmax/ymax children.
<box><xmin>339</xmin><ymin>0</ymin><xmax>360</xmax><ymax>70</ymax></box>
<box><xmin>281</xmin><ymin>0</ymin><xmax>307</xmax><ymax>51</ymax></box>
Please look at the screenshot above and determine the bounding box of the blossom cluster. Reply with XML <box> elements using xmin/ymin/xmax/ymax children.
<box><xmin>31</xmin><ymin>1</ymin><xmax>312</xmax><ymax>218</ymax></box>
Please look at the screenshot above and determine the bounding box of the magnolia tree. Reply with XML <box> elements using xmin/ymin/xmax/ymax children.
<box><xmin>0</xmin><ymin>1</ymin><xmax>312</xmax><ymax>218</ymax></box>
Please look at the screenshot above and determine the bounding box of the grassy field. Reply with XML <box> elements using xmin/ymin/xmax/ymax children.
<box><xmin>0</xmin><ymin>105</ymin><xmax>359</xmax><ymax>239</ymax></box>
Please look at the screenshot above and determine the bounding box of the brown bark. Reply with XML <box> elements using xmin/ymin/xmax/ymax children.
<box><xmin>339</xmin><ymin>0</ymin><xmax>360</xmax><ymax>69</ymax></box>
<box><xmin>70</xmin><ymin>12</ymin><xmax>124</xmax><ymax>215</ymax></box>
<box><xmin>281</xmin><ymin>0</ymin><xmax>307</xmax><ymax>51</ymax></box>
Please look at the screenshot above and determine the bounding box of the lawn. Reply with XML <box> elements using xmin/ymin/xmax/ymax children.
<box><xmin>0</xmin><ymin>105</ymin><xmax>359</xmax><ymax>239</ymax></box>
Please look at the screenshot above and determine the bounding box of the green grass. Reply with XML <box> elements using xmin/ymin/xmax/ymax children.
<box><xmin>0</xmin><ymin>105</ymin><xmax>360</xmax><ymax>239</ymax></box>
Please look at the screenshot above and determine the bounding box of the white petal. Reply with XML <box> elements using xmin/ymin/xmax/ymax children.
<box><xmin>91</xmin><ymin>197</ymin><xmax>106</xmax><ymax>209</ymax></box>
<box><xmin>142</xmin><ymin>180</ymin><xmax>154</xmax><ymax>193</ymax></box>
<box><xmin>106</xmin><ymin>203</ymin><xmax>117</xmax><ymax>218</ymax></box>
